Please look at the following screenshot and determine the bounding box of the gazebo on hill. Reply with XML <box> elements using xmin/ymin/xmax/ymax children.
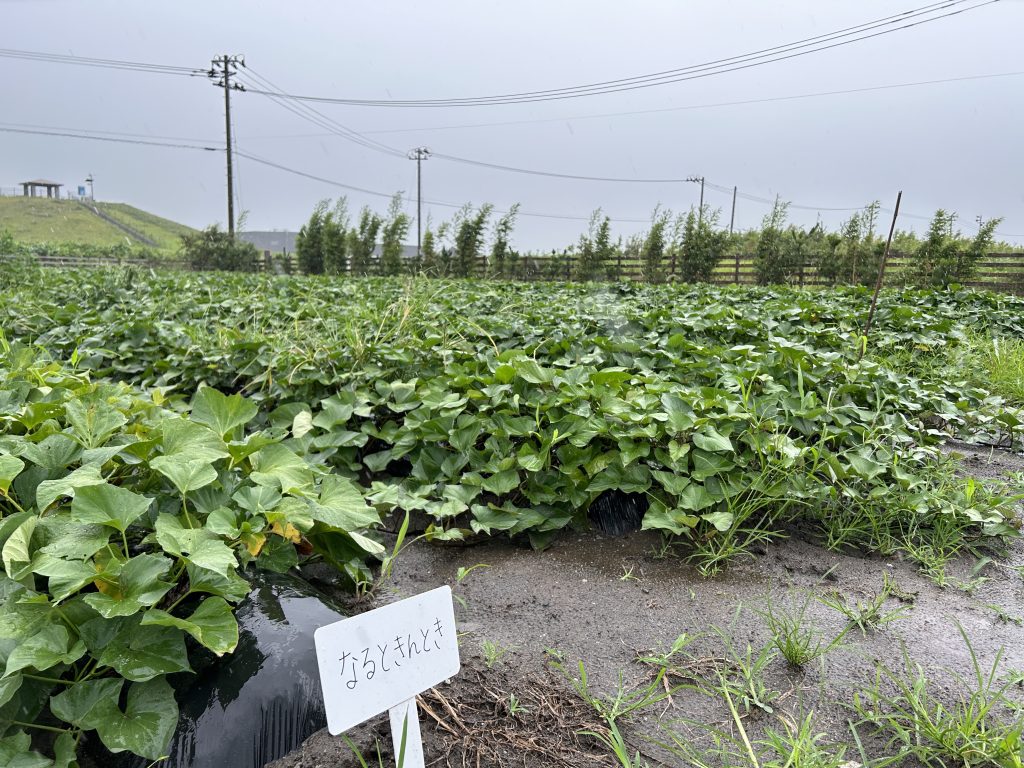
<box><xmin>21</xmin><ymin>179</ymin><xmax>63</xmax><ymax>198</ymax></box>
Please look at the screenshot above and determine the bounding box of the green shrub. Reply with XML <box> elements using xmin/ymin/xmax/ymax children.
<box><xmin>676</xmin><ymin>206</ymin><xmax>729</xmax><ymax>284</ymax></box>
<box><xmin>912</xmin><ymin>210</ymin><xmax>1002</xmax><ymax>287</ymax></box>
<box><xmin>180</xmin><ymin>225</ymin><xmax>257</xmax><ymax>272</ymax></box>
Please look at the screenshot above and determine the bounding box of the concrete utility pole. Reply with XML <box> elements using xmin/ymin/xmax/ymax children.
<box><xmin>407</xmin><ymin>147</ymin><xmax>431</xmax><ymax>262</ymax></box>
<box><xmin>210</xmin><ymin>55</ymin><xmax>245</xmax><ymax>237</ymax></box>
<box><xmin>686</xmin><ymin>176</ymin><xmax>705</xmax><ymax>223</ymax></box>
<box><xmin>729</xmin><ymin>185</ymin><xmax>737</xmax><ymax>234</ymax></box>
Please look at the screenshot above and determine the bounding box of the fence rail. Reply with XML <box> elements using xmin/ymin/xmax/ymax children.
<box><xmin>9</xmin><ymin>249</ymin><xmax>1024</xmax><ymax>295</ymax></box>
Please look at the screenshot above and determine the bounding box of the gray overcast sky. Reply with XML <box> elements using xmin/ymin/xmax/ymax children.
<box><xmin>3</xmin><ymin>0</ymin><xmax>1023</xmax><ymax>249</ymax></box>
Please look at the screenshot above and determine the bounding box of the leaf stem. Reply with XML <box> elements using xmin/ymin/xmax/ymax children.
<box><xmin>165</xmin><ymin>589</ymin><xmax>193</xmax><ymax>615</ymax></box>
<box><xmin>1</xmin><ymin>491</ymin><xmax>26</xmax><ymax>515</ymax></box>
<box><xmin>3</xmin><ymin>719</ymin><xmax>70</xmax><ymax>734</ymax></box>
<box><xmin>22</xmin><ymin>673</ymin><xmax>73</xmax><ymax>686</ymax></box>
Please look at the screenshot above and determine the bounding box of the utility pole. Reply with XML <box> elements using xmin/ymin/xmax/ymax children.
<box><xmin>729</xmin><ymin>186</ymin><xmax>737</xmax><ymax>234</ymax></box>
<box><xmin>407</xmin><ymin>147</ymin><xmax>430</xmax><ymax>263</ymax></box>
<box><xmin>209</xmin><ymin>55</ymin><xmax>245</xmax><ymax>237</ymax></box>
<box><xmin>686</xmin><ymin>176</ymin><xmax>705</xmax><ymax>223</ymax></box>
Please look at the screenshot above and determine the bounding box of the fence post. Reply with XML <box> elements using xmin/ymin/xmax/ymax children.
<box><xmin>263</xmin><ymin>250</ymin><xmax>271</xmax><ymax>272</ymax></box>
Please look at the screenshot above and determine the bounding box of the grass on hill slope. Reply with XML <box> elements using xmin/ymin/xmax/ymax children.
<box><xmin>0</xmin><ymin>197</ymin><xmax>195</xmax><ymax>252</ymax></box>
<box><xmin>96</xmin><ymin>202</ymin><xmax>196</xmax><ymax>251</ymax></box>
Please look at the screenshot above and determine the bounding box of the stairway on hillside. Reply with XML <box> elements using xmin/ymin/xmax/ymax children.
<box><xmin>75</xmin><ymin>201</ymin><xmax>158</xmax><ymax>247</ymax></box>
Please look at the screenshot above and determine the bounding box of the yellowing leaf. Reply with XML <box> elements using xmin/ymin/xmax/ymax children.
<box><xmin>270</xmin><ymin>521</ymin><xmax>301</xmax><ymax>544</ymax></box>
<box><xmin>242</xmin><ymin>532</ymin><xmax>266</xmax><ymax>557</ymax></box>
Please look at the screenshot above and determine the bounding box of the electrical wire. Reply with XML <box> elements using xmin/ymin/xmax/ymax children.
<box><xmin>340</xmin><ymin>71</ymin><xmax>1022</xmax><ymax>136</ymax></box>
<box><xmin>234</xmin><ymin>150</ymin><xmax>650</xmax><ymax>223</ymax></box>
<box><xmin>0</xmin><ymin>125</ymin><xmax>221</xmax><ymax>151</ymax></box>
<box><xmin>241</xmin><ymin>1</ymin><xmax>999</xmax><ymax>107</ymax></box>
<box><xmin>235</xmin><ymin>67</ymin><xmax>405</xmax><ymax>158</ymax></box>
<box><xmin>0</xmin><ymin>120</ymin><xmax>216</xmax><ymax>145</ymax></box>
<box><xmin>0</xmin><ymin>48</ymin><xmax>206</xmax><ymax>76</ymax></box>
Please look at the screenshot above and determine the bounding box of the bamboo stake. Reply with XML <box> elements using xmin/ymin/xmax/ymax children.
<box><xmin>858</xmin><ymin>191</ymin><xmax>902</xmax><ymax>361</ymax></box>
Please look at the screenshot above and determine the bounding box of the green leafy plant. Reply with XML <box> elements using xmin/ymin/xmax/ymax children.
<box><xmin>818</xmin><ymin>578</ymin><xmax>910</xmax><ymax>636</ymax></box>
<box><xmin>853</xmin><ymin>624</ymin><xmax>1024</xmax><ymax>767</ymax></box>
<box><xmin>480</xmin><ymin>639</ymin><xmax>512</xmax><ymax>668</ymax></box>
<box><xmin>0</xmin><ymin>345</ymin><xmax>380</xmax><ymax>765</ymax></box>
<box><xmin>757</xmin><ymin>592</ymin><xmax>845</xmax><ymax>667</ymax></box>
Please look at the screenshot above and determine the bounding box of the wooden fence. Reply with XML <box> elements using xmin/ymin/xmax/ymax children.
<box><xmin>10</xmin><ymin>249</ymin><xmax>1024</xmax><ymax>295</ymax></box>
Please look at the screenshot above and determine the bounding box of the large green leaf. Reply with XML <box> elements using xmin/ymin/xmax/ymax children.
<box><xmin>692</xmin><ymin>426</ymin><xmax>734</xmax><ymax>453</ymax></box>
<box><xmin>37</xmin><ymin>514</ymin><xmax>110</xmax><ymax>561</ymax></box>
<box><xmin>159</xmin><ymin>418</ymin><xmax>229</xmax><ymax>463</ymax></box>
<box><xmin>65</xmin><ymin>397</ymin><xmax>127</xmax><ymax>449</ymax></box>
<box><xmin>0</xmin><ymin>454</ymin><xmax>25</xmax><ymax>495</ymax></box>
<box><xmin>20</xmin><ymin>434</ymin><xmax>81</xmax><ymax>472</ymax></box>
<box><xmin>31</xmin><ymin>555</ymin><xmax>98</xmax><ymax>602</ymax></box>
<box><xmin>309</xmin><ymin>475</ymin><xmax>377</xmax><ymax>529</ymax></box>
<box><xmin>149</xmin><ymin>455</ymin><xmax>218</xmax><ymax>495</ymax></box>
<box><xmin>70</xmin><ymin>482</ymin><xmax>151</xmax><ymax>533</ymax></box>
<box><xmin>35</xmin><ymin>465</ymin><xmax>104</xmax><ymax>512</ymax></box>
<box><xmin>190</xmin><ymin>387</ymin><xmax>258</xmax><ymax>439</ymax></box>
<box><xmin>154</xmin><ymin>514</ymin><xmax>237</xmax><ymax>576</ymax></box>
<box><xmin>50</xmin><ymin>677</ymin><xmax>123</xmax><ymax>729</ymax></box>
<box><xmin>97</xmin><ymin>623</ymin><xmax>191</xmax><ymax>681</ymax></box>
<box><xmin>481</xmin><ymin>469</ymin><xmax>520</xmax><ymax>496</ymax></box>
<box><xmin>0</xmin><ymin>674</ymin><xmax>22</xmax><ymax>707</ymax></box>
<box><xmin>2</xmin><ymin>517</ymin><xmax>37</xmax><ymax>581</ymax></box>
<box><xmin>4</xmin><ymin>623</ymin><xmax>87</xmax><ymax>676</ymax></box>
<box><xmin>0</xmin><ymin>731</ymin><xmax>52</xmax><ymax>768</ymax></box>
<box><xmin>185</xmin><ymin>563</ymin><xmax>250</xmax><ymax>603</ymax></box>
<box><xmin>676</xmin><ymin>483</ymin><xmax>716</xmax><ymax>512</ymax></box>
<box><xmin>83</xmin><ymin>554</ymin><xmax>173</xmax><ymax>618</ymax></box>
<box><xmin>641</xmin><ymin>499</ymin><xmax>699</xmax><ymax>536</ymax></box>
<box><xmin>250</xmin><ymin>443</ymin><xmax>313</xmax><ymax>495</ymax></box>
<box><xmin>141</xmin><ymin>596</ymin><xmax>238</xmax><ymax>656</ymax></box>
<box><xmin>92</xmin><ymin>677</ymin><xmax>178</xmax><ymax>760</ymax></box>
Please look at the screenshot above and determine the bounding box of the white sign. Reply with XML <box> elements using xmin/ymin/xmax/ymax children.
<box><xmin>314</xmin><ymin>585</ymin><xmax>460</xmax><ymax>766</ymax></box>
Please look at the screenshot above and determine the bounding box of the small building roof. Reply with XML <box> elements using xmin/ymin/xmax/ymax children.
<box><xmin>20</xmin><ymin>179</ymin><xmax>63</xmax><ymax>186</ymax></box>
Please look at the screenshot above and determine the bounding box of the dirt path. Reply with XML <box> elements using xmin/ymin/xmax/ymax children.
<box><xmin>271</xmin><ymin>446</ymin><xmax>1024</xmax><ymax>767</ymax></box>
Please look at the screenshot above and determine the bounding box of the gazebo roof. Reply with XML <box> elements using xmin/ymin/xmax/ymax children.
<box><xmin>20</xmin><ymin>179</ymin><xmax>63</xmax><ymax>187</ymax></box>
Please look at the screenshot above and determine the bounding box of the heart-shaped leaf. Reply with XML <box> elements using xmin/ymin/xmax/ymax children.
<box><xmin>71</xmin><ymin>482</ymin><xmax>151</xmax><ymax>533</ymax></box>
<box><xmin>92</xmin><ymin>677</ymin><xmax>178</xmax><ymax>760</ymax></box>
<box><xmin>141</xmin><ymin>596</ymin><xmax>238</xmax><ymax>656</ymax></box>
<box><xmin>190</xmin><ymin>387</ymin><xmax>258</xmax><ymax>439</ymax></box>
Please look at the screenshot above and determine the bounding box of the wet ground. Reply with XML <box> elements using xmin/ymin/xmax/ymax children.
<box><xmin>271</xmin><ymin>443</ymin><xmax>1024</xmax><ymax>767</ymax></box>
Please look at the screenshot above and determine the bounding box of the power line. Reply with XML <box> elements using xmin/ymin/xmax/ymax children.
<box><xmin>241</xmin><ymin>1</ymin><xmax>998</xmax><ymax>107</ymax></box>
<box><xmin>341</xmin><ymin>71</ymin><xmax>1022</xmax><ymax>136</ymax></box>
<box><xmin>0</xmin><ymin>120</ymin><xmax>217</xmax><ymax>144</ymax></box>
<box><xmin>236</xmin><ymin>66</ymin><xmax>405</xmax><ymax>158</ymax></box>
<box><xmin>234</xmin><ymin>149</ymin><xmax>649</xmax><ymax>223</ymax></box>
<box><xmin>0</xmin><ymin>125</ymin><xmax>221</xmax><ymax>151</ymax></box>
<box><xmin>430</xmin><ymin>152</ymin><xmax>697</xmax><ymax>183</ymax></box>
<box><xmin>0</xmin><ymin>48</ymin><xmax>205</xmax><ymax>76</ymax></box>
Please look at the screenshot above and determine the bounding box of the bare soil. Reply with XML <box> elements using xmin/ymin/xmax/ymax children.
<box><xmin>270</xmin><ymin>444</ymin><xmax>1024</xmax><ymax>768</ymax></box>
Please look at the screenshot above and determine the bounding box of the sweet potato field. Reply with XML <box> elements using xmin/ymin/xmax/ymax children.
<box><xmin>1</xmin><ymin>263</ymin><xmax>1023</xmax><ymax>766</ymax></box>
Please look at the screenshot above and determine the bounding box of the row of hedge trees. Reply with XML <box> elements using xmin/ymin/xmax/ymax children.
<box><xmin>176</xmin><ymin>194</ymin><xmax>1006</xmax><ymax>289</ymax></box>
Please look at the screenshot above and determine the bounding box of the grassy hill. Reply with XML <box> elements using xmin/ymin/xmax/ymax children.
<box><xmin>95</xmin><ymin>203</ymin><xmax>196</xmax><ymax>251</ymax></box>
<box><xmin>0</xmin><ymin>197</ymin><xmax>195</xmax><ymax>252</ymax></box>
